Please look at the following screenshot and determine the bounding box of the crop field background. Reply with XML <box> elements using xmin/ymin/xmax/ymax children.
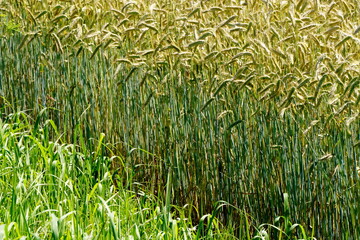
<box><xmin>0</xmin><ymin>0</ymin><xmax>359</xmax><ymax>239</ymax></box>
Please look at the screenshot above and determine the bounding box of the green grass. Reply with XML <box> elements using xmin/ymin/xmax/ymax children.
<box><xmin>0</xmin><ymin>0</ymin><xmax>359</xmax><ymax>239</ymax></box>
<box><xmin>0</xmin><ymin>112</ymin><xmax>204</xmax><ymax>239</ymax></box>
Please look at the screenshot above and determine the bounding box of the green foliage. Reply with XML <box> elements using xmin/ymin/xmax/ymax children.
<box><xmin>0</xmin><ymin>14</ymin><xmax>20</xmax><ymax>35</ymax></box>
<box><xmin>0</xmin><ymin>112</ymin><xmax>197</xmax><ymax>239</ymax></box>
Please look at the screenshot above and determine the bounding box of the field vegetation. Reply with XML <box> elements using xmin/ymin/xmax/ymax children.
<box><xmin>0</xmin><ymin>0</ymin><xmax>359</xmax><ymax>239</ymax></box>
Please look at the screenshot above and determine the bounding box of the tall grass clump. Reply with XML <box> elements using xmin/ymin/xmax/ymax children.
<box><xmin>0</xmin><ymin>0</ymin><xmax>359</xmax><ymax>239</ymax></box>
<box><xmin>0</xmin><ymin>111</ymin><xmax>210</xmax><ymax>239</ymax></box>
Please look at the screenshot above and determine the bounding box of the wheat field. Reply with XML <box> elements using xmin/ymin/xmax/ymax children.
<box><xmin>0</xmin><ymin>0</ymin><xmax>359</xmax><ymax>239</ymax></box>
